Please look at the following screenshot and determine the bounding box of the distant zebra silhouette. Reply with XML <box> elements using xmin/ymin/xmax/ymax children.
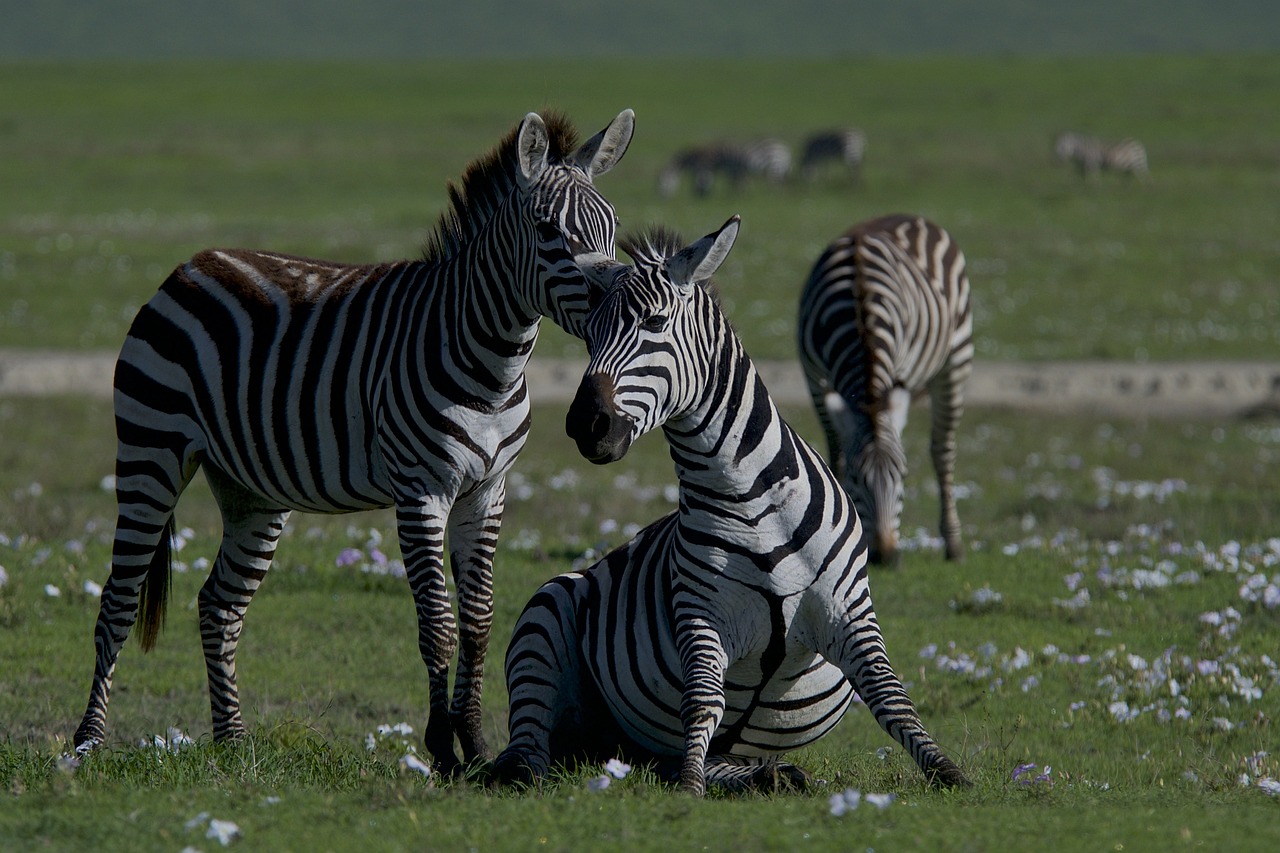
<box><xmin>797</xmin><ymin>214</ymin><xmax>973</xmax><ymax>565</ymax></box>
<box><xmin>658</xmin><ymin>138</ymin><xmax>791</xmax><ymax>197</ymax></box>
<box><xmin>1054</xmin><ymin>132</ymin><xmax>1148</xmax><ymax>179</ymax></box>
<box><xmin>494</xmin><ymin>217</ymin><xmax>970</xmax><ymax>796</ymax></box>
<box><xmin>799</xmin><ymin>128</ymin><xmax>867</xmax><ymax>182</ymax></box>
<box><xmin>72</xmin><ymin>109</ymin><xmax>635</xmax><ymax>775</ymax></box>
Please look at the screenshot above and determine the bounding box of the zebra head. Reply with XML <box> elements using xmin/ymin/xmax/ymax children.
<box><xmin>566</xmin><ymin>216</ymin><xmax>740</xmax><ymax>464</ymax></box>
<box><xmin>824</xmin><ymin>390</ymin><xmax>909</xmax><ymax>565</ymax></box>
<box><xmin>514</xmin><ymin>109</ymin><xmax>634</xmax><ymax>337</ymax></box>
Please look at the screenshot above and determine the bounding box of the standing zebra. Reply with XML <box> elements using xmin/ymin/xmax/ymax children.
<box><xmin>494</xmin><ymin>217</ymin><xmax>969</xmax><ymax>795</ymax></box>
<box><xmin>657</xmin><ymin>138</ymin><xmax>791</xmax><ymax>198</ymax></box>
<box><xmin>1054</xmin><ymin>131</ymin><xmax>1149</xmax><ymax>179</ymax></box>
<box><xmin>797</xmin><ymin>215</ymin><xmax>972</xmax><ymax>565</ymax></box>
<box><xmin>799</xmin><ymin>128</ymin><xmax>867</xmax><ymax>182</ymax></box>
<box><xmin>72</xmin><ymin>109</ymin><xmax>635</xmax><ymax>775</ymax></box>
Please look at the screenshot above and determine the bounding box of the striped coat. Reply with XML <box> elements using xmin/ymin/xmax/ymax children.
<box><xmin>495</xmin><ymin>218</ymin><xmax>969</xmax><ymax>795</ymax></box>
<box><xmin>797</xmin><ymin>214</ymin><xmax>973</xmax><ymax>564</ymax></box>
<box><xmin>73</xmin><ymin>109</ymin><xmax>635</xmax><ymax>775</ymax></box>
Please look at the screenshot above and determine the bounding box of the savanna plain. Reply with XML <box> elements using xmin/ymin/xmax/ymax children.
<box><xmin>1</xmin><ymin>56</ymin><xmax>1278</xmax><ymax>851</ymax></box>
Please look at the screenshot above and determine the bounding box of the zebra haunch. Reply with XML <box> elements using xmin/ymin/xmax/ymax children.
<box><xmin>72</xmin><ymin>108</ymin><xmax>634</xmax><ymax>775</ymax></box>
<box><xmin>495</xmin><ymin>216</ymin><xmax>970</xmax><ymax>795</ymax></box>
<box><xmin>797</xmin><ymin>214</ymin><xmax>973</xmax><ymax>565</ymax></box>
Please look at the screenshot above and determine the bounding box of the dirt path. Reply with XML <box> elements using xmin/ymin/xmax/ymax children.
<box><xmin>2</xmin><ymin>349</ymin><xmax>1277</xmax><ymax>418</ymax></box>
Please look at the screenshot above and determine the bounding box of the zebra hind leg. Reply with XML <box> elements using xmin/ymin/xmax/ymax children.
<box><xmin>74</xmin><ymin>442</ymin><xmax>196</xmax><ymax>752</ymax></box>
<box><xmin>705</xmin><ymin>756</ymin><xmax>813</xmax><ymax>793</ymax></box>
<box><xmin>201</xmin><ymin>469</ymin><xmax>290</xmax><ymax>741</ymax></box>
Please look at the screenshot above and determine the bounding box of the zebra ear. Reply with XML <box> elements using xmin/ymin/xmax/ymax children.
<box><xmin>575</xmin><ymin>109</ymin><xmax>635</xmax><ymax>179</ymax></box>
<box><xmin>665</xmin><ymin>215</ymin><xmax>740</xmax><ymax>296</ymax></box>
<box><xmin>517</xmin><ymin>112</ymin><xmax>551</xmax><ymax>188</ymax></box>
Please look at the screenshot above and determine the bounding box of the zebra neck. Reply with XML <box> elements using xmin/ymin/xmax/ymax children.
<box><xmin>403</xmin><ymin>206</ymin><xmax>544</xmax><ymax>398</ymax></box>
<box><xmin>664</xmin><ymin>339</ymin><xmax>792</xmax><ymax>502</ymax></box>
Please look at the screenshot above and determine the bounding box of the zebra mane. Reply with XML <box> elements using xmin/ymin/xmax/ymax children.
<box><xmin>420</xmin><ymin>111</ymin><xmax>582</xmax><ymax>267</ymax></box>
<box><xmin>620</xmin><ymin>225</ymin><xmax>724</xmax><ymax>305</ymax></box>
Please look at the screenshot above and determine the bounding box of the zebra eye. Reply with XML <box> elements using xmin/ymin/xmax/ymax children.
<box><xmin>641</xmin><ymin>315</ymin><xmax>667</xmax><ymax>333</ymax></box>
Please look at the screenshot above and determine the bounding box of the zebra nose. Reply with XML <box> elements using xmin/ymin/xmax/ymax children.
<box><xmin>566</xmin><ymin>374</ymin><xmax>633</xmax><ymax>464</ymax></box>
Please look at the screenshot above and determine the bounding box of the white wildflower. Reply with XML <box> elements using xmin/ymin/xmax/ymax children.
<box><xmin>398</xmin><ymin>752</ymin><xmax>432</xmax><ymax>778</ymax></box>
<box><xmin>603</xmin><ymin>758</ymin><xmax>631</xmax><ymax>779</ymax></box>
<box><xmin>829</xmin><ymin>788</ymin><xmax>861</xmax><ymax>816</ymax></box>
<box><xmin>206</xmin><ymin>818</ymin><xmax>241</xmax><ymax>846</ymax></box>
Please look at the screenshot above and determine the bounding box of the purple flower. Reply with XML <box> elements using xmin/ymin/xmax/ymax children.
<box><xmin>335</xmin><ymin>547</ymin><xmax>363</xmax><ymax>567</ymax></box>
<box><xmin>1012</xmin><ymin>762</ymin><xmax>1038</xmax><ymax>783</ymax></box>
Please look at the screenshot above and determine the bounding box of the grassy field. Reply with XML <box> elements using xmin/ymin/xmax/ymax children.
<box><xmin>2</xmin><ymin>56</ymin><xmax>1279</xmax><ymax>850</ymax></box>
<box><xmin>1</xmin><ymin>393</ymin><xmax>1278</xmax><ymax>850</ymax></box>
<box><xmin>1</xmin><ymin>56</ymin><xmax>1278</xmax><ymax>362</ymax></box>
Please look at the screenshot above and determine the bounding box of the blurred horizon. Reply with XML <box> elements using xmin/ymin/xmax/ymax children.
<box><xmin>3</xmin><ymin>1</ymin><xmax>1278</xmax><ymax>59</ymax></box>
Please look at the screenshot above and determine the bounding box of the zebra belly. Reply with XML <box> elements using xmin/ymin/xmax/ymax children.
<box><xmin>580</xmin><ymin>548</ymin><xmax>854</xmax><ymax>756</ymax></box>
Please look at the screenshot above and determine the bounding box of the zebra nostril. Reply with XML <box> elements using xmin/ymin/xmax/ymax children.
<box><xmin>590</xmin><ymin>411</ymin><xmax>612</xmax><ymax>444</ymax></box>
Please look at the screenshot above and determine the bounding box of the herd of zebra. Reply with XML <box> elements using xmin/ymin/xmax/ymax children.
<box><xmin>71</xmin><ymin>108</ymin><xmax>976</xmax><ymax>795</ymax></box>
<box><xmin>658</xmin><ymin>126</ymin><xmax>1148</xmax><ymax>197</ymax></box>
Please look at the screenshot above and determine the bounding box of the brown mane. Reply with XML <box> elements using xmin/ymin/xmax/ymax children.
<box><xmin>421</xmin><ymin>110</ymin><xmax>581</xmax><ymax>267</ymax></box>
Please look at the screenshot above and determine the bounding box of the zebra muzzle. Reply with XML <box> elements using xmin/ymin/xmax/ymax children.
<box><xmin>566</xmin><ymin>373</ymin><xmax>634</xmax><ymax>464</ymax></box>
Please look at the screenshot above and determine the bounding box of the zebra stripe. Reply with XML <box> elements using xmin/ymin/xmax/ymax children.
<box><xmin>1054</xmin><ymin>131</ymin><xmax>1149</xmax><ymax>179</ymax></box>
<box><xmin>73</xmin><ymin>109</ymin><xmax>635</xmax><ymax>776</ymax></box>
<box><xmin>495</xmin><ymin>218</ymin><xmax>969</xmax><ymax>795</ymax></box>
<box><xmin>799</xmin><ymin>128</ymin><xmax>866</xmax><ymax>181</ymax></box>
<box><xmin>797</xmin><ymin>214</ymin><xmax>973</xmax><ymax>565</ymax></box>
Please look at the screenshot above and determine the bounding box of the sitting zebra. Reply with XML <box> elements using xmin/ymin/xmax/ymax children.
<box><xmin>1054</xmin><ymin>131</ymin><xmax>1149</xmax><ymax>179</ymax></box>
<box><xmin>494</xmin><ymin>217</ymin><xmax>970</xmax><ymax>796</ymax></box>
<box><xmin>797</xmin><ymin>215</ymin><xmax>973</xmax><ymax>565</ymax></box>
<box><xmin>657</xmin><ymin>138</ymin><xmax>791</xmax><ymax>198</ymax></box>
<box><xmin>799</xmin><ymin>127</ymin><xmax>866</xmax><ymax>182</ymax></box>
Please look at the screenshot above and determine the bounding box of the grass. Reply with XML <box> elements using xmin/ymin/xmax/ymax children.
<box><xmin>1</xmin><ymin>56</ymin><xmax>1279</xmax><ymax>360</ymax></box>
<box><xmin>2</xmin><ymin>55</ymin><xmax>1279</xmax><ymax>850</ymax></box>
<box><xmin>2</xmin><ymin>395</ymin><xmax>1279</xmax><ymax>850</ymax></box>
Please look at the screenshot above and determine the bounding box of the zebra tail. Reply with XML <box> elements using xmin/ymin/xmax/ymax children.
<box><xmin>137</xmin><ymin>517</ymin><xmax>174</xmax><ymax>653</ymax></box>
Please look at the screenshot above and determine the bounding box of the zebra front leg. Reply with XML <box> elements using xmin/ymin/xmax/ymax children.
<box><xmin>198</xmin><ymin>504</ymin><xmax>289</xmax><ymax>741</ymax></box>
<box><xmin>830</xmin><ymin>618</ymin><xmax>969</xmax><ymax>788</ymax></box>
<box><xmin>398</xmin><ymin>501</ymin><xmax>462</xmax><ymax>776</ymax></box>
<box><xmin>674</xmin><ymin>613</ymin><xmax>729</xmax><ymax>797</ymax></box>
<box><xmin>446</xmin><ymin>480</ymin><xmax>507</xmax><ymax>766</ymax></box>
<box><xmin>704</xmin><ymin>756</ymin><xmax>813</xmax><ymax>793</ymax></box>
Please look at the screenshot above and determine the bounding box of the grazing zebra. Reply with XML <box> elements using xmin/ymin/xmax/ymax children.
<box><xmin>494</xmin><ymin>217</ymin><xmax>970</xmax><ymax>796</ymax></box>
<box><xmin>657</xmin><ymin>138</ymin><xmax>791</xmax><ymax>198</ymax></box>
<box><xmin>72</xmin><ymin>109</ymin><xmax>636</xmax><ymax>775</ymax></box>
<box><xmin>1054</xmin><ymin>131</ymin><xmax>1149</xmax><ymax>179</ymax></box>
<box><xmin>799</xmin><ymin>128</ymin><xmax>866</xmax><ymax>182</ymax></box>
<box><xmin>797</xmin><ymin>215</ymin><xmax>972</xmax><ymax>565</ymax></box>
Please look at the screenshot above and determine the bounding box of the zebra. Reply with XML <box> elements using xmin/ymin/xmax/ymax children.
<box><xmin>71</xmin><ymin>108</ymin><xmax>636</xmax><ymax>775</ymax></box>
<box><xmin>493</xmin><ymin>217</ymin><xmax>970</xmax><ymax>796</ymax></box>
<box><xmin>799</xmin><ymin>128</ymin><xmax>866</xmax><ymax>182</ymax></box>
<box><xmin>797</xmin><ymin>215</ymin><xmax>973</xmax><ymax>566</ymax></box>
<box><xmin>657</xmin><ymin>138</ymin><xmax>791</xmax><ymax>198</ymax></box>
<box><xmin>1054</xmin><ymin>131</ymin><xmax>1149</xmax><ymax>179</ymax></box>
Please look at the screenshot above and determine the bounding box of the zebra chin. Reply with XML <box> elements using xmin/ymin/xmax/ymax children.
<box><xmin>566</xmin><ymin>374</ymin><xmax>635</xmax><ymax>465</ymax></box>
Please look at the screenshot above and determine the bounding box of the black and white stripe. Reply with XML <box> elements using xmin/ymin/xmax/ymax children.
<box><xmin>1054</xmin><ymin>131</ymin><xmax>1148</xmax><ymax>179</ymax></box>
<box><xmin>799</xmin><ymin>128</ymin><xmax>866</xmax><ymax>182</ymax></box>
<box><xmin>797</xmin><ymin>214</ymin><xmax>973</xmax><ymax>565</ymax></box>
<box><xmin>73</xmin><ymin>109</ymin><xmax>635</xmax><ymax>774</ymax></box>
<box><xmin>494</xmin><ymin>218</ymin><xmax>969</xmax><ymax>795</ymax></box>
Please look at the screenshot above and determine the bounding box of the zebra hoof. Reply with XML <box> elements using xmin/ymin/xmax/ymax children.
<box><xmin>490</xmin><ymin>751</ymin><xmax>538</xmax><ymax>788</ymax></box>
<box><xmin>755</xmin><ymin>761</ymin><xmax>812</xmax><ymax>792</ymax></box>
<box><xmin>927</xmin><ymin>758</ymin><xmax>973</xmax><ymax>789</ymax></box>
<box><xmin>73</xmin><ymin>735</ymin><xmax>102</xmax><ymax>756</ymax></box>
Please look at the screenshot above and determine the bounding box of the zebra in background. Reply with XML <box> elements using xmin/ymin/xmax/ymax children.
<box><xmin>799</xmin><ymin>127</ymin><xmax>867</xmax><ymax>182</ymax></box>
<box><xmin>494</xmin><ymin>217</ymin><xmax>970</xmax><ymax>796</ymax></box>
<box><xmin>72</xmin><ymin>109</ymin><xmax>636</xmax><ymax>775</ymax></box>
<box><xmin>1054</xmin><ymin>131</ymin><xmax>1149</xmax><ymax>179</ymax></box>
<box><xmin>797</xmin><ymin>215</ymin><xmax>973</xmax><ymax>565</ymax></box>
<box><xmin>657</xmin><ymin>138</ymin><xmax>792</xmax><ymax>197</ymax></box>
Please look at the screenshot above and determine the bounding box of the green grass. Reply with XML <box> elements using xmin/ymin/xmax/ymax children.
<box><xmin>2</xmin><ymin>396</ymin><xmax>1279</xmax><ymax>850</ymax></box>
<box><xmin>2</xmin><ymin>56</ymin><xmax>1279</xmax><ymax>361</ymax></box>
